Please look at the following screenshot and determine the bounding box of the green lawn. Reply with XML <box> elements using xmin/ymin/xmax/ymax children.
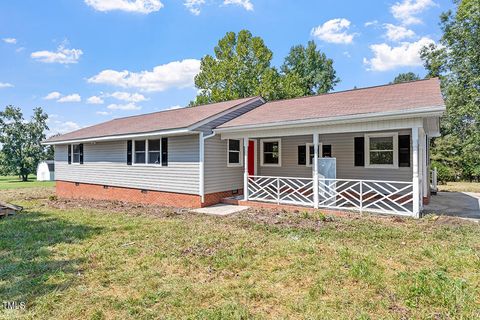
<box><xmin>439</xmin><ymin>181</ymin><xmax>480</xmax><ymax>193</ymax></box>
<box><xmin>1</xmin><ymin>187</ymin><xmax>479</xmax><ymax>319</ymax></box>
<box><xmin>0</xmin><ymin>175</ymin><xmax>55</xmax><ymax>190</ymax></box>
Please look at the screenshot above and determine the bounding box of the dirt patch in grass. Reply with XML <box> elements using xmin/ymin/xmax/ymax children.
<box><xmin>0</xmin><ymin>186</ymin><xmax>55</xmax><ymax>203</ymax></box>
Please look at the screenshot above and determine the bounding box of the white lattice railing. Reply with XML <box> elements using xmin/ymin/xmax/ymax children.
<box><xmin>247</xmin><ymin>175</ymin><xmax>314</xmax><ymax>206</ymax></box>
<box><xmin>247</xmin><ymin>175</ymin><xmax>414</xmax><ymax>216</ymax></box>
<box><xmin>318</xmin><ymin>179</ymin><xmax>413</xmax><ymax>216</ymax></box>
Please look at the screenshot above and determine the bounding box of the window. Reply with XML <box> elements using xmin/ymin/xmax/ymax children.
<box><xmin>134</xmin><ymin>140</ymin><xmax>146</xmax><ymax>164</ymax></box>
<box><xmin>227</xmin><ymin>139</ymin><xmax>243</xmax><ymax>167</ymax></box>
<box><xmin>306</xmin><ymin>143</ymin><xmax>322</xmax><ymax>167</ymax></box>
<box><xmin>148</xmin><ymin>139</ymin><xmax>161</xmax><ymax>164</ymax></box>
<box><xmin>72</xmin><ymin>144</ymin><xmax>81</xmax><ymax>164</ymax></box>
<box><xmin>133</xmin><ymin>139</ymin><xmax>164</xmax><ymax>165</ymax></box>
<box><xmin>365</xmin><ymin>133</ymin><xmax>398</xmax><ymax>168</ymax></box>
<box><xmin>261</xmin><ymin>139</ymin><xmax>281</xmax><ymax>166</ymax></box>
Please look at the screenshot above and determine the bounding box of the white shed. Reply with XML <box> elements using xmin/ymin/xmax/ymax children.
<box><xmin>37</xmin><ymin>160</ymin><xmax>55</xmax><ymax>181</ymax></box>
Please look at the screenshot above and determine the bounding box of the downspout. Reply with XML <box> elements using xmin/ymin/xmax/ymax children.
<box><xmin>199</xmin><ymin>131</ymin><xmax>216</xmax><ymax>203</ymax></box>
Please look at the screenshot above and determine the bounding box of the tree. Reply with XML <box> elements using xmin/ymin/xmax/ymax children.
<box><xmin>192</xmin><ymin>30</ymin><xmax>339</xmax><ymax>105</ymax></box>
<box><xmin>420</xmin><ymin>0</ymin><xmax>480</xmax><ymax>181</ymax></box>
<box><xmin>192</xmin><ymin>30</ymin><xmax>281</xmax><ymax>105</ymax></box>
<box><xmin>391</xmin><ymin>72</ymin><xmax>420</xmax><ymax>84</ymax></box>
<box><xmin>281</xmin><ymin>40</ymin><xmax>339</xmax><ymax>95</ymax></box>
<box><xmin>0</xmin><ymin>106</ymin><xmax>49</xmax><ymax>181</ymax></box>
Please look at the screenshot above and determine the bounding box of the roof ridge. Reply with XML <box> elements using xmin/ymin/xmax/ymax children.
<box><xmin>109</xmin><ymin>96</ymin><xmax>259</xmax><ymax>122</ymax></box>
<box><xmin>264</xmin><ymin>77</ymin><xmax>438</xmax><ymax>105</ymax></box>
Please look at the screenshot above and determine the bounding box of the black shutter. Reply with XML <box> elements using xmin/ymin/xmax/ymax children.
<box><xmin>68</xmin><ymin>145</ymin><xmax>72</xmax><ymax>164</ymax></box>
<box><xmin>399</xmin><ymin>135</ymin><xmax>410</xmax><ymax>167</ymax></box>
<box><xmin>127</xmin><ymin>140</ymin><xmax>132</xmax><ymax>165</ymax></box>
<box><xmin>161</xmin><ymin>138</ymin><xmax>168</xmax><ymax>166</ymax></box>
<box><xmin>298</xmin><ymin>145</ymin><xmax>306</xmax><ymax>165</ymax></box>
<box><xmin>79</xmin><ymin>144</ymin><xmax>84</xmax><ymax>164</ymax></box>
<box><xmin>322</xmin><ymin>145</ymin><xmax>332</xmax><ymax>158</ymax></box>
<box><xmin>354</xmin><ymin>137</ymin><xmax>365</xmax><ymax>167</ymax></box>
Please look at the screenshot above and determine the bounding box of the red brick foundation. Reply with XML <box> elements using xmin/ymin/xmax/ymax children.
<box><xmin>56</xmin><ymin>181</ymin><xmax>241</xmax><ymax>208</ymax></box>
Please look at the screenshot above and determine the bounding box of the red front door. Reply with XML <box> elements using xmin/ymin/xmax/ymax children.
<box><xmin>248</xmin><ymin>140</ymin><xmax>255</xmax><ymax>176</ymax></box>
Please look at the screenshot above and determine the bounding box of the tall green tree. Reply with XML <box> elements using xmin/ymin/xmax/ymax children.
<box><xmin>0</xmin><ymin>106</ymin><xmax>49</xmax><ymax>181</ymax></box>
<box><xmin>391</xmin><ymin>72</ymin><xmax>420</xmax><ymax>84</ymax></box>
<box><xmin>281</xmin><ymin>40</ymin><xmax>339</xmax><ymax>95</ymax></box>
<box><xmin>420</xmin><ymin>0</ymin><xmax>480</xmax><ymax>180</ymax></box>
<box><xmin>192</xmin><ymin>30</ymin><xmax>281</xmax><ymax>105</ymax></box>
<box><xmin>192</xmin><ymin>30</ymin><xmax>339</xmax><ymax>105</ymax></box>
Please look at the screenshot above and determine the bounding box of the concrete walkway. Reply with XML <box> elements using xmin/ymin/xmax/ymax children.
<box><xmin>192</xmin><ymin>203</ymin><xmax>249</xmax><ymax>216</ymax></box>
<box><xmin>424</xmin><ymin>192</ymin><xmax>480</xmax><ymax>219</ymax></box>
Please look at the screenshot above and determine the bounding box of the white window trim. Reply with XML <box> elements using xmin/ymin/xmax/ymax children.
<box><xmin>227</xmin><ymin>139</ymin><xmax>243</xmax><ymax>167</ymax></box>
<box><xmin>365</xmin><ymin>132</ymin><xmax>398</xmax><ymax>169</ymax></box>
<box><xmin>306</xmin><ymin>142</ymin><xmax>323</xmax><ymax>167</ymax></box>
<box><xmin>133</xmin><ymin>139</ymin><xmax>162</xmax><ymax>167</ymax></box>
<box><xmin>260</xmin><ymin>138</ymin><xmax>282</xmax><ymax>167</ymax></box>
<box><xmin>71</xmin><ymin>143</ymin><xmax>81</xmax><ymax>165</ymax></box>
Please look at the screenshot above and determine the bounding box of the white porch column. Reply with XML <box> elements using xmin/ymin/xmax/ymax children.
<box><xmin>313</xmin><ymin>133</ymin><xmax>319</xmax><ymax>209</ymax></box>
<box><xmin>243</xmin><ymin>137</ymin><xmax>249</xmax><ymax>201</ymax></box>
<box><xmin>412</xmin><ymin>127</ymin><xmax>420</xmax><ymax>218</ymax></box>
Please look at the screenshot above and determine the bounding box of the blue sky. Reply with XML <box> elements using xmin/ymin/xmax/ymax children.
<box><xmin>0</xmin><ymin>0</ymin><xmax>452</xmax><ymax>135</ymax></box>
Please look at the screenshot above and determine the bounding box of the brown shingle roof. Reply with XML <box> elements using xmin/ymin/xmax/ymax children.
<box><xmin>218</xmin><ymin>78</ymin><xmax>444</xmax><ymax>129</ymax></box>
<box><xmin>46</xmin><ymin>97</ymin><xmax>258</xmax><ymax>143</ymax></box>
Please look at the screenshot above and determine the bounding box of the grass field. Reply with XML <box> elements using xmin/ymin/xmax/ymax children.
<box><xmin>0</xmin><ymin>175</ymin><xmax>55</xmax><ymax>190</ymax></box>
<box><xmin>1</xmin><ymin>186</ymin><xmax>479</xmax><ymax>319</ymax></box>
<box><xmin>439</xmin><ymin>181</ymin><xmax>480</xmax><ymax>193</ymax></box>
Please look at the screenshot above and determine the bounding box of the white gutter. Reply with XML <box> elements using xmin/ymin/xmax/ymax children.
<box><xmin>199</xmin><ymin>131</ymin><xmax>216</xmax><ymax>203</ymax></box>
<box><xmin>214</xmin><ymin>105</ymin><xmax>446</xmax><ymax>133</ymax></box>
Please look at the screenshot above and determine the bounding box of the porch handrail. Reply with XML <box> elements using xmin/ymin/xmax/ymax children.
<box><xmin>249</xmin><ymin>175</ymin><xmax>411</xmax><ymax>185</ymax></box>
<box><xmin>247</xmin><ymin>175</ymin><xmax>414</xmax><ymax>216</ymax></box>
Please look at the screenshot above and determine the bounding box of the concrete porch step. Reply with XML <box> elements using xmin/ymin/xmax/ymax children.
<box><xmin>221</xmin><ymin>195</ymin><xmax>243</xmax><ymax>205</ymax></box>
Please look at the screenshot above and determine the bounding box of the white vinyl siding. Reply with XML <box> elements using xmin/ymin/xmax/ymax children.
<box><xmin>256</xmin><ymin>131</ymin><xmax>412</xmax><ymax>182</ymax></box>
<box><xmin>204</xmin><ymin>135</ymin><xmax>244</xmax><ymax>194</ymax></box>
<box><xmin>55</xmin><ymin>134</ymin><xmax>199</xmax><ymax>194</ymax></box>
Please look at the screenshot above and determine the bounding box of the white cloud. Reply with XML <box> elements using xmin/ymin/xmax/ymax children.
<box><xmin>363</xmin><ymin>37</ymin><xmax>435</xmax><ymax>71</ymax></box>
<box><xmin>87</xmin><ymin>95</ymin><xmax>105</xmax><ymax>104</ymax></box>
<box><xmin>311</xmin><ymin>18</ymin><xmax>357</xmax><ymax>44</ymax></box>
<box><xmin>0</xmin><ymin>82</ymin><xmax>14</xmax><ymax>88</ymax></box>
<box><xmin>107</xmin><ymin>102</ymin><xmax>141</xmax><ymax>110</ymax></box>
<box><xmin>96</xmin><ymin>111</ymin><xmax>111</xmax><ymax>115</ymax></box>
<box><xmin>57</xmin><ymin>94</ymin><xmax>82</xmax><ymax>103</ymax></box>
<box><xmin>109</xmin><ymin>91</ymin><xmax>147</xmax><ymax>102</ymax></box>
<box><xmin>2</xmin><ymin>38</ymin><xmax>17</xmax><ymax>44</ymax></box>
<box><xmin>223</xmin><ymin>0</ymin><xmax>253</xmax><ymax>11</ymax></box>
<box><xmin>84</xmin><ymin>0</ymin><xmax>163</xmax><ymax>14</ymax></box>
<box><xmin>184</xmin><ymin>0</ymin><xmax>205</xmax><ymax>15</ymax></box>
<box><xmin>364</xmin><ymin>20</ymin><xmax>378</xmax><ymax>27</ymax></box>
<box><xmin>391</xmin><ymin>0</ymin><xmax>435</xmax><ymax>25</ymax></box>
<box><xmin>167</xmin><ymin>105</ymin><xmax>182</xmax><ymax>110</ymax></box>
<box><xmin>43</xmin><ymin>91</ymin><xmax>62</xmax><ymax>100</ymax></box>
<box><xmin>384</xmin><ymin>23</ymin><xmax>416</xmax><ymax>41</ymax></box>
<box><xmin>49</xmin><ymin>120</ymin><xmax>82</xmax><ymax>134</ymax></box>
<box><xmin>31</xmin><ymin>45</ymin><xmax>83</xmax><ymax>64</ymax></box>
<box><xmin>88</xmin><ymin>59</ymin><xmax>201</xmax><ymax>92</ymax></box>
<box><xmin>343</xmin><ymin>51</ymin><xmax>351</xmax><ymax>58</ymax></box>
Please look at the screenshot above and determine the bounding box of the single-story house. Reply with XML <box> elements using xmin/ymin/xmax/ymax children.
<box><xmin>43</xmin><ymin>78</ymin><xmax>445</xmax><ymax>218</ymax></box>
<box><xmin>36</xmin><ymin>160</ymin><xmax>55</xmax><ymax>181</ymax></box>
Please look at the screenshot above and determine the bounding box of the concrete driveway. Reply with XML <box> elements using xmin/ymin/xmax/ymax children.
<box><xmin>424</xmin><ymin>192</ymin><xmax>480</xmax><ymax>219</ymax></box>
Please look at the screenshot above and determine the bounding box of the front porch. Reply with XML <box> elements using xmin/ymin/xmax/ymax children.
<box><xmin>219</xmin><ymin>121</ymin><xmax>431</xmax><ymax>218</ymax></box>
